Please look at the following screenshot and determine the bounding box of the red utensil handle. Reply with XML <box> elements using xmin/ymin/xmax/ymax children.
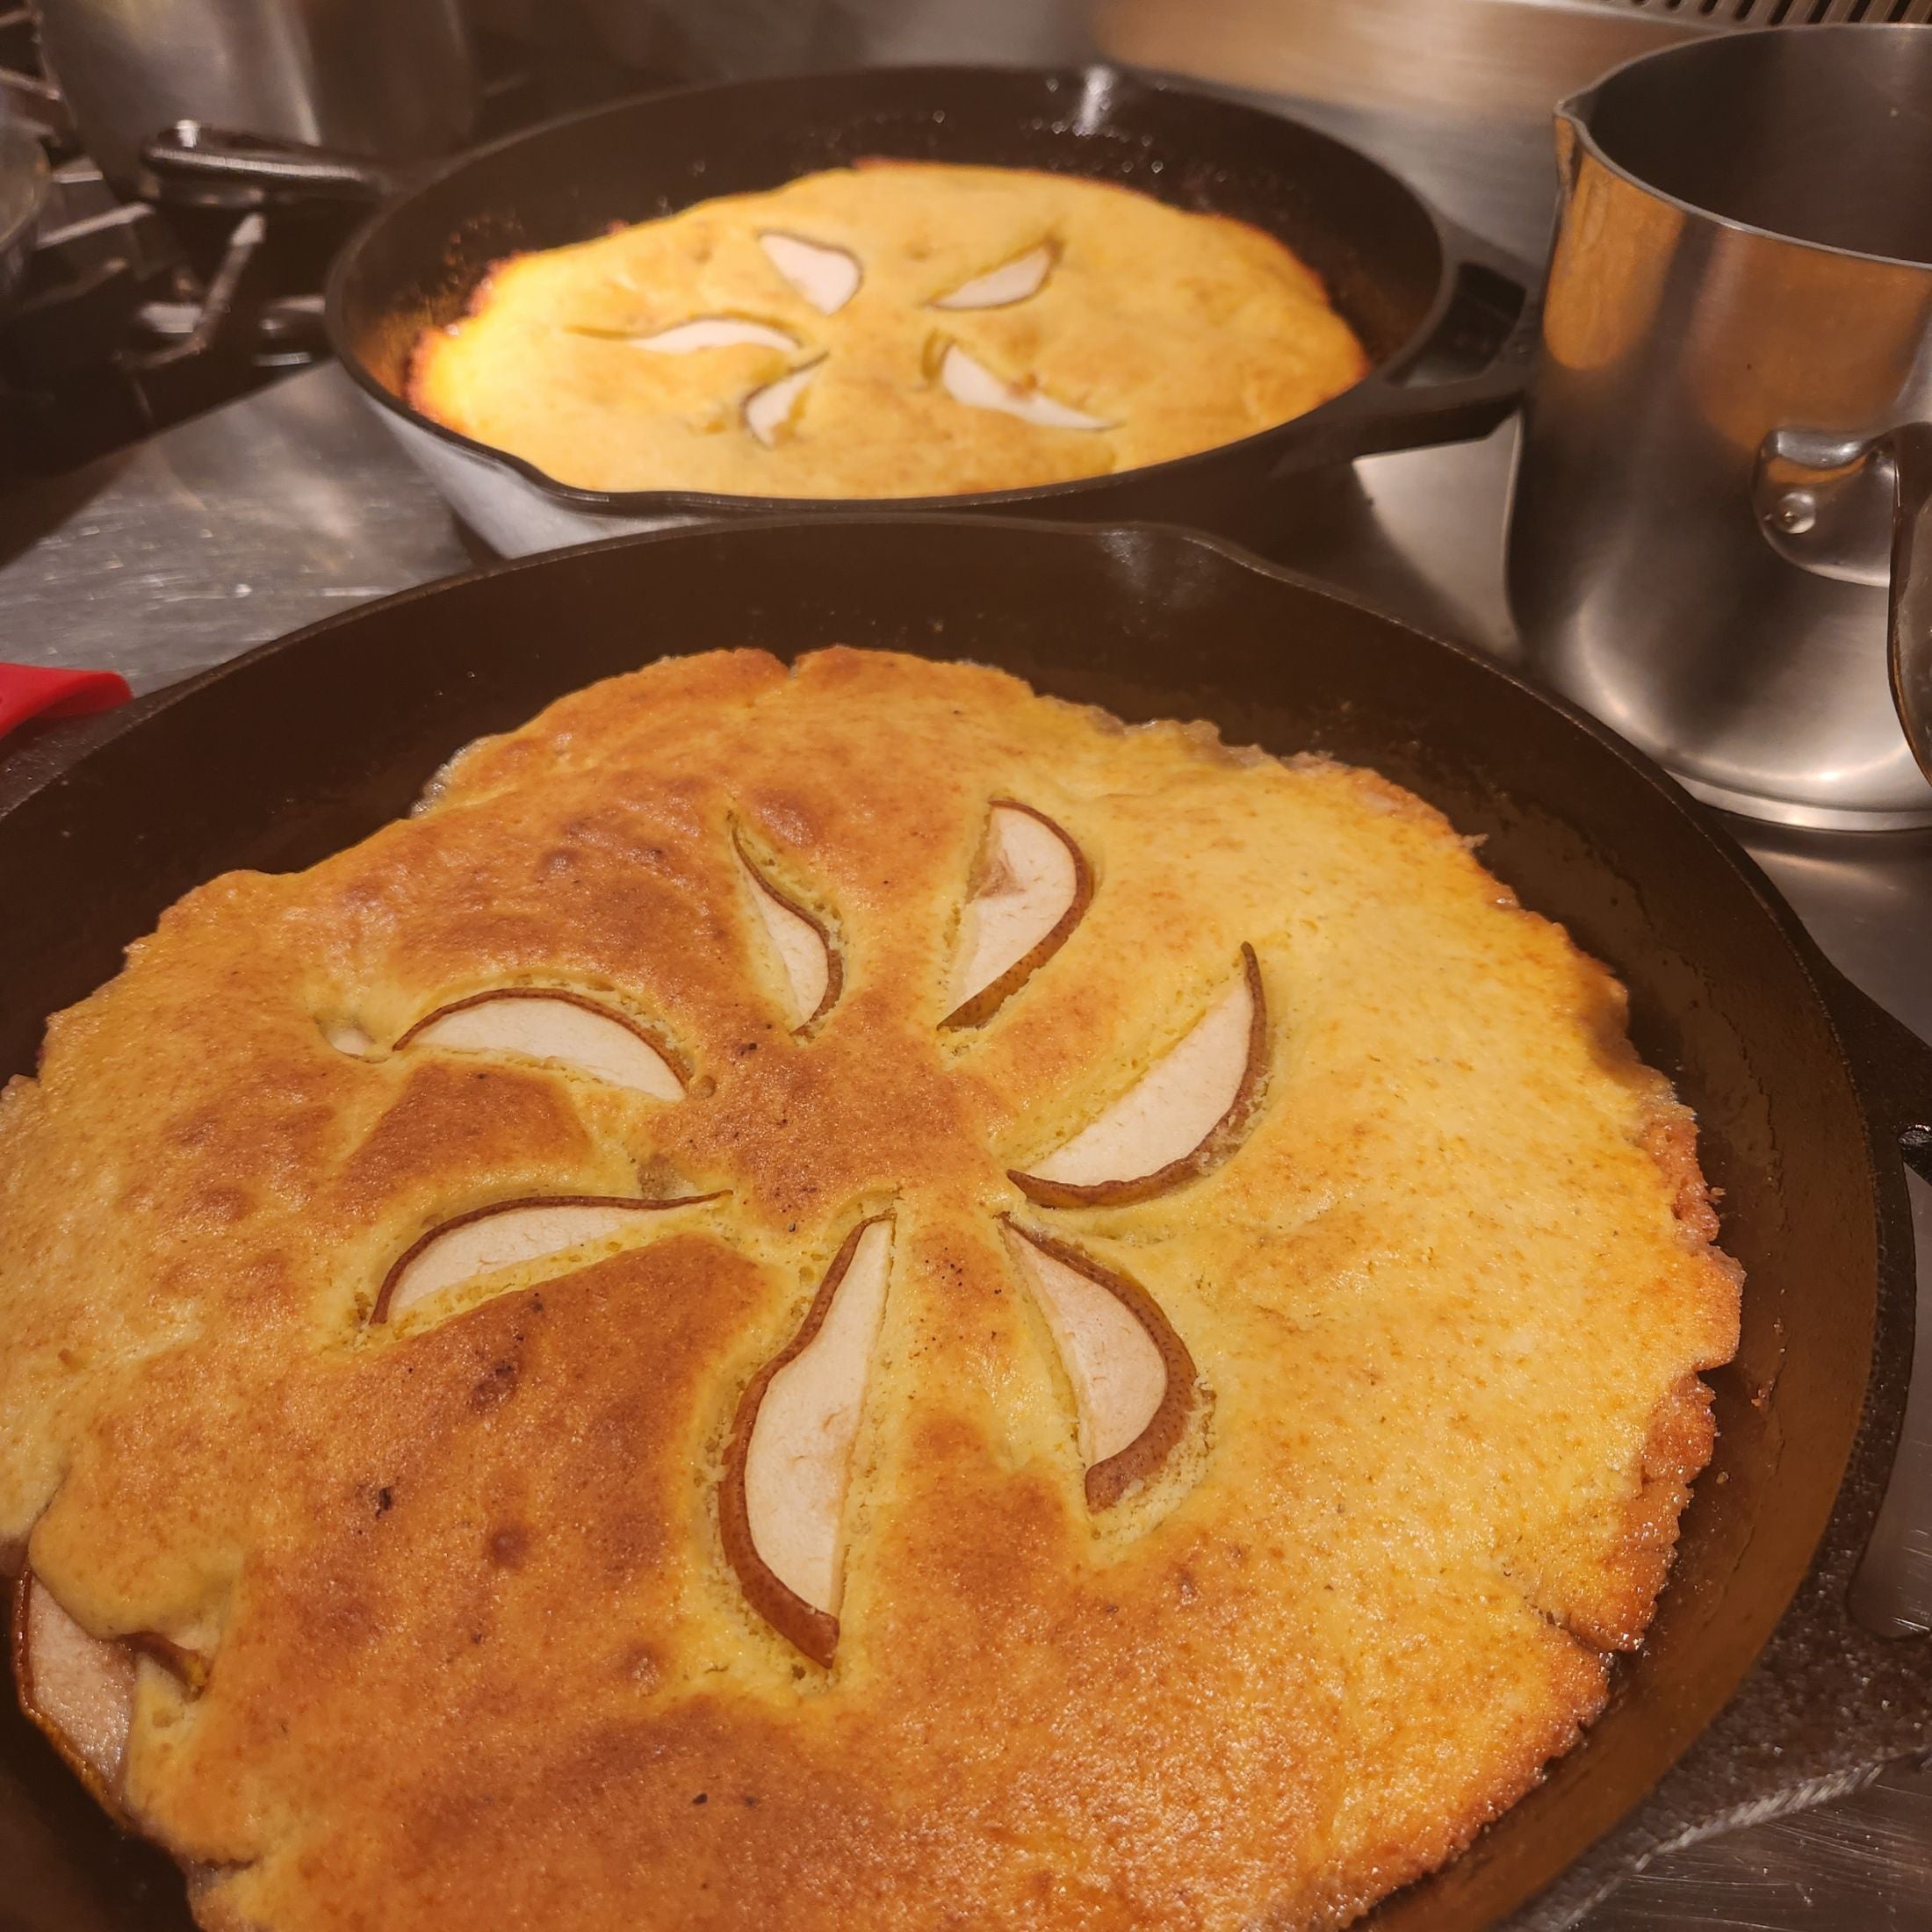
<box><xmin>0</xmin><ymin>664</ymin><xmax>133</xmax><ymax>740</ymax></box>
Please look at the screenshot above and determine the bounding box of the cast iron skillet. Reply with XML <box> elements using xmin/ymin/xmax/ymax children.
<box><xmin>137</xmin><ymin>66</ymin><xmax>1530</xmax><ymax>557</ymax></box>
<box><xmin>2</xmin><ymin>518</ymin><xmax>1927</xmax><ymax>1931</ymax></box>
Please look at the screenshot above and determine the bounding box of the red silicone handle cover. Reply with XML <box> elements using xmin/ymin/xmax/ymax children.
<box><xmin>0</xmin><ymin>664</ymin><xmax>133</xmax><ymax>741</ymax></box>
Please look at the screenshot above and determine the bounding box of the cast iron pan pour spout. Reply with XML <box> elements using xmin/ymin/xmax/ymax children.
<box><xmin>0</xmin><ymin>517</ymin><xmax>1925</xmax><ymax>1932</ymax></box>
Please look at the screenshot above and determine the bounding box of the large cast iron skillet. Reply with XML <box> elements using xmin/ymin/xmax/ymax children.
<box><xmin>138</xmin><ymin>66</ymin><xmax>1529</xmax><ymax>557</ymax></box>
<box><xmin>2</xmin><ymin>518</ymin><xmax>1928</xmax><ymax>1931</ymax></box>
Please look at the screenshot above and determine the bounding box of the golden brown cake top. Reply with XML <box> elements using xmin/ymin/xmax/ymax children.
<box><xmin>407</xmin><ymin>162</ymin><xmax>1369</xmax><ymax>496</ymax></box>
<box><xmin>0</xmin><ymin>649</ymin><xmax>1737</xmax><ymax>1932</ymax></box>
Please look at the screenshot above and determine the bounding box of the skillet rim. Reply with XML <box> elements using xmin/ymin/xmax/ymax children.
<box><xmin>319</xmin><ymin>61</ymin><xmax>1470</xmax><ymax>520</ymax></box>
<box><xmin>0</xmin><ymin>511</ymin><xmax>1923</xmax><ymax>1931</ymax></box>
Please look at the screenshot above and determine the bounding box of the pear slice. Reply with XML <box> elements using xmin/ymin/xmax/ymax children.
<box><xmin>942</xmin><ymin>801</ymin><xmax>1091</xmax><ymax>1028</ymax></box>
<box><xmin>1000</xmin><ymin>1224</ymin><xmax>1199</xmax><ymax>1510</ymax></box>
<box><xmin>396</xmin><ymin>991</ymin><xmax>683</xmax><ymax>1099</ymax></box>
<box><xmin>758</xmin><ymin>231</ymin><xmax>861</xmax><ymax>314</ymax></box>
<box><xmin>932</xmin><ymin>243</ymin><xmax>1056</xmax><ymax>311</ymax></box>
<box><xmin>744</xmin><ymin>360</ymin><xmax>822</xmax><ymax>449</ymax></box>
<box><xmin>1011</xmin><ymin>944</ymin><xmax>1267</xmax><ymax>1208</ymax></box>
<box><xmin>631</xmin><ymin>317</ymin><xmax>800</xmax><ymax>355</ymax></box>
<box><xmin>719</xmin><ymin>1216</ymin><xmax>893</xmax><ymax>1667</ymax></box>
<box><xmin>12</xmin><ymin>1574</ymin><xmax>135</xmax><ymax>1804</ymax></box>
<box><xmin>735</xmin><ymin>833</ymin><xmax>840</xmax><ymax>1030</ymax></box>
<box><xmin>374</xmin><ymin>1194</ymin><xmax>715</xmax><ymax>1324</ymax></box>
<box><xmin>938</xmin><ymin>343</ymin><xmax>1111</xmax><ymax>432</ymax></box>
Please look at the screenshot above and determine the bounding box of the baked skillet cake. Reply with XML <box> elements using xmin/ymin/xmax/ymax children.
<box><xmin>0</xmin><ymin>648</ymin><xmax>1739</xmax><ymax>1931</ymax></box>
<box><xmin>407</xmin><ymin>162</ymin><xmax>1370</xmax><ymax>496</ymax></box>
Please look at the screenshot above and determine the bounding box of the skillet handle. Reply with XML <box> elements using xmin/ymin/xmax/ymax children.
<box><xmin>1268</xmin><ymin>226</ymin><xmax>1538</xmax><ymax>480</ymax></box>
<box><xmin>139</xmin><ymin>122</ymin><xmax>407</xmax><ymax>209</ymax></box>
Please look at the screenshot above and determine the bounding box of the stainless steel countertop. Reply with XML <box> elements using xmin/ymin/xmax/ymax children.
<box><xmin>1</xmin><ymin>97</ymin><xmax>1928</xmax><ymax>1927</ymax></box>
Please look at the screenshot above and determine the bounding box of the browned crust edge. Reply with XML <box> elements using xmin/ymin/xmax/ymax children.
<box><xmin>942</xmin><ymin>799</ymin><xmax>1094</xmax><ymax>1030</ymax></box>
<box><xmin>732</xmin><ymin>825</ymin><xmax>844</xmax><ymax>1032</ymax></box>
<box><xmin>717</xmin><ymin>1215</ymin><xmax>890</xmax><ymax>1668</ymax></box>
<box><xmin>1011</xmin><ymin>941</ymin><xmax>1267</xmax><ymax>1209</ymax></box>
<box><xmin>401</xmin><ymin>254</ymin><xmax>518</xmax><ymax>425</ymax></box>
<box><xmin>371</xmin><ymin>1193</ymin><xmax>721</xmax><ymax>1325</ymax></box>
<box><xmin>1001</xmin><ymin>1221</ymin><xmax>1200</xmax><ymax>1511</ymax></box>
<box><xmin>393</xmin><ymin>986</ymin><xmax>690</xmax><ymax>1088</ymax></box>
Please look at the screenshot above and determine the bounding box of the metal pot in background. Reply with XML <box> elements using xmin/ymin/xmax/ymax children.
<box><xmin>0</xmin><ymin>112</ymin><xmax>47</xmax><ymax>318</ymax></box>
<box><xmin>1507</xmin><ymin>25</ymin><xmax>1932</xmax><ymax>830</ymax></box>
<box><xmin>29</xmin><ymin>0</ymin><xmax>480</xmax><ymax>193</ymax></box>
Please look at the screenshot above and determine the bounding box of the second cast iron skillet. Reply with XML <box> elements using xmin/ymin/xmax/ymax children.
<box><xmin>139</xmin><ymin>65</ymin><xmax>1530</xmax><ymax>557</ymax></box>
<box><xmin>1</xmin><ymin>517</ymin><xmax>1927</xmax><ymax>1930</ymax></box>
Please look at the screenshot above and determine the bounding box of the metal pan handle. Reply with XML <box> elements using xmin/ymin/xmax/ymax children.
<box><xmin>1754</xmin><ymin>417</ymin><xmax>1932</xmax><ymax>790</ymax></box>
<box><xmin>1268</xmin><ymin>227</ymin><xmax>1538</xmax><ymax>481</ymax></box>
<box><xmin>139</xmin><ymin>122</ymin><xmax>409</xmax><ymax>209</ymax></box>
<box><xmin>1887</xmin><ymin>422</ymin><xmax>1932</xmax><ymax>788</ymax></box>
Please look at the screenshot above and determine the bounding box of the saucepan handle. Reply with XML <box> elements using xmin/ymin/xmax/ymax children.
<box><xmin>139</xmin><ymin>122</ymin><xmax>409</xmax><ymax>209</ymax></box>
<box><xmin>1886</xmin><ymin>422</ymin><xmax>1932</xmax><ymax>787</ymax></box>
<box><xmin>1268</xmin><ymin>225</ymin><xmax>1538</xmax><ymax>480</ymax></box>
<box><xmin>1755</xmin><ymin>418</ymin><xmax>1932</xmax><ymax>790</ymax></box>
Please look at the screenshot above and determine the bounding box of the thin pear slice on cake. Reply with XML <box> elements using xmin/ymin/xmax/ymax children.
<box><xmin>758</xmin><ymin>232</ymin><xmax>861</xmax><ymax>314</ymax></box>
<box><xmin>1011</xmin><ymin>945</ymin><xmax>1267</xmax><ymax>1208</ymax></box>
<box><xmin>374</xmin><ymin>1194</ymin><xmax>716</xmax><ymax>1325</ymax></box>
<box><xmin>396</xmin><ymin>991</ymin><xmax>683</xmax><ymax>1099</ymax></box>
<box><xmin>932</xmin><ymin>243</ymin><xmax>1056</xmax><ymax>311</ymax></box>
<box><xmin>942</xmin><ymin>801</ymin><xmax>1091</xmax><ymax>1028</ymax></box>
<box><xmin>719</xmin><ymin>1216</ymin><xmax>893</xmax><ymax>1667</ymax></box>
<box><xmin>938</xmin><ymin>343</ymin><xmax>1111</xmax><ymax>431</ymax></box>
<box><xmin>11</xmin><ymin>1575</ymin><xmax>135</xmax><ymax>1805</ymax></box>
<box><xmin>743</xmin><ymin>360</ymin><xmax>823</xmax><ymax>449</ymax></box>
<box><xmin>630</xmin><ymin>317</ymin><xmax>800</xmax><ymax>355</ymax></box>
<box><xmin>735</xmin><ymin>831</ymin><xmax>841</xmax><ymax>1029</ymax></box>
<box><xmin>1000</xmin><ymin>1224</ymin><xmax>1199</xmax><ymax>1510</ymax></box>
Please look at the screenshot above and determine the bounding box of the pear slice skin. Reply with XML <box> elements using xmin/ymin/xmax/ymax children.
<box><xmin>396</xmin><ymin>991</ymin><xmax>683</xmax><ymax>1099</ymax></box>
<box><xmin>735</xmin><ymin>832</ymin><xmax>841</xmax><ymax>1030</ymax></box>
<box><xmin>938</xmin><ymin>343</ymin><xmax>1111</xmax><ymax>432</ymax></box>
<box><xmin>374</xmin><ymin>1194</ymin><xmax>717</xmax><ymax>1325</ymax></box>
<box><xmin>743</xmin><ymin>360</ymin><xmax>822</xmax><ymax>449</ymax></box>
<box><xmin>11</xmin><ymin>1575</ymin><xmax>212</xmax><ymax>1818</ymax></box>
<box><xmin>1000</xmin><ymin>1224</ymin><xmax>1200</xmax><ymax>1510</ymax></box>
<box><xmin>1011</xmin><ymin>944</ymin><xmax>1267</xmax><ymax>1209</ymax></box>
<box><xmin>758</xmin><ymin>231</ymin><xmax>861</xmax><ymax>314</ymax></box>
<box><xmin>932</xmin><ymin>243</ymin><xmax>1056</xmax><ymax>311</ymax></box>
<box><xmin>12</xmin><ymin>1574</ymin><xmax>134</xmax><ymax>1803</ymax></box>
<box><xmin>631</xmin><ymin>317</ymin><xmax>800</xmax><ymax>355</ymax></box>
<box><xmin>719</xmin><ymin>1216</ymin><xmax>894</xmax><ymax>1667</ymax></box>
<box><xmin>942</xmin><ymin>801</ymin><xmax>1092</xmax><ymax>1028</ymax></box>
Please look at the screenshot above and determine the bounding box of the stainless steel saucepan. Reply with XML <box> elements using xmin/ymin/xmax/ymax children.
<box><xmin>1508</xmin><ymin>25</ymin><xmax>1932</xmax><ymax>830</ymax></box>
